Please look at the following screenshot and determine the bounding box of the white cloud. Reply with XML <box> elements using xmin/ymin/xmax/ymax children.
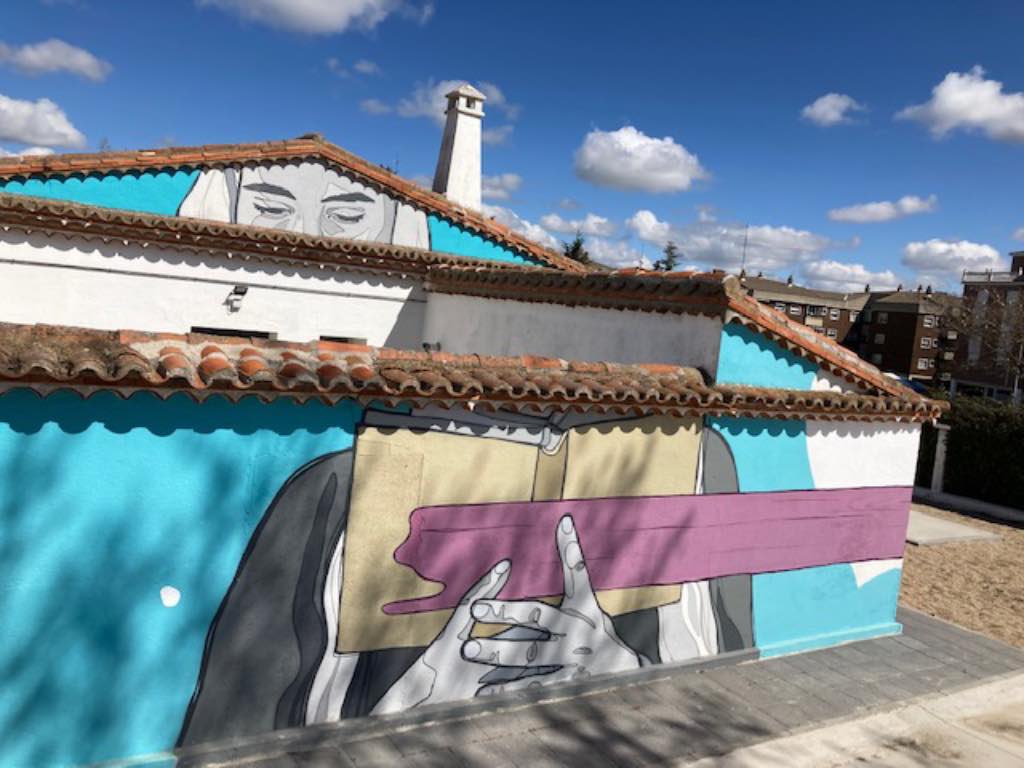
<box><xmin>898</xmin><ymin>66</ymin><xmax>1024</xmax><ymax>142</ymax></box>
<box><xmin>587</xmin><ymin>237</ymin><xmax>647</xmax><ymax>269</ymax></box>
<box><xmin>902</xmin><ymin>238</ymin><xmax>1005</xmax><ymax>288</ymax></box>
<box><xmin>574</xmin><ymin>126</ymin><xmax>708</xmax><ymax>194</ymax></box>
<box><xmin>481</xmin><ymin>203</ymin><xmax>559</xmax><ymax>250</ymax></box>
<box><xmin>627</xmin><ymin>209</ymin><xmax>842</xmax><ymax>274</ymax></box>
<box><xmin>1013</xmin><ymin>227</ymin><xmax>1024</xmax><ymax>242</ymax></box>
<box><xmin>0</xmin><ymin>39</ymin><xmax>111</xmax><ymax>82</ymax></box>
<box><xmin>197</xmin><ymin>0</ymin><xmax>430</xmax><ymax>34</ymax></box>
<box><xmin>359</xmin><ymin>97</ymin><xmax>392</xmax><ymax>115</ymax></box>
<box><xmin>696</xmin><ymin>204</ymin><xmax>717</xmax><ymax>223</ymax></box>
<box><xmin>539</xmin><ymin>212</ymin><xmax>615</xmax><ymax>237</ymax></box>
<box><xmin>326</xmin><ymin>57</ymin><xmax>349</xmax><ymax>78</ymax></box>
<box><xmin>482</xmin><ymin>172</ymin><xmax>522</xmax><ymax>201</ymax></box>
<box><xmin>353</xmin><ymin>58</ymin><xmax>380</xmax><ymax>75</ymax></box>
<box><xmin>801</xmin><ymin>93</ymin><xmax>865</xmax><ymax>127</ymax></box>
<box><xmin>558</xmin><ymin>198</ymin><xmax>579</xmax><ymax>210</ymax></box>
<box><xmin>828</xmin><ymin>194</ymin><xmax>937</xmax><ymax>223</ymax></box>
<box><xmin>396</xmin><ymin>78</ymin><xmax>518</xmax><ymax>125</ymax></box>
<box><xmin>482</xmin><ymin>124</ymin><xmax>514</xmax><ymax>145</ymax></box>
<box><xmin>802</xmin><ymin>260</ymin><xmax>899</xmax><ymax>292</ymax></box>
<box><xmin>0</xmin><ymin>94</ymin><xmax>85</xmax><ymax>148</ymax></box>
<box><xmin>0</xmin><ymin>145</ymin><xmax>55</xmax><ymax>157</ymax></box>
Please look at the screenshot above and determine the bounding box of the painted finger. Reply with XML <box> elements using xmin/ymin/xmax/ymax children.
<box><xmin>442</xmin><ymin>559</ymin><xmax>511</xmax><ymax>640</ymax></box>
<box><xmin>555</xmin><ymin>514</ymin><xmax>598</xmax><ymax>610</ymax></box>
<box><xmin>470</xmin><ymin>599</ymin><xmax>562</xmax><ymax>630</ymax></box>
<box><xmin>461</xmin><ymin>635</ymin><xmax>567</xmax><ymax>668</ymax></box>
<box><xmin>478</xmin><ymin>668</ymin><xmax>574</xmax><ymax>698</ymax></box>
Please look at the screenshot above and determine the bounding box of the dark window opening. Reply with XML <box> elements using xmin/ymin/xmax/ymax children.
<box><xmin>320</xmin><ymin>335</ymin><xmax>368</xmax><ymax>345</ymax></box>
<box><xmin>190</xmin><ymin>326</ymin><xmax>275</xmax><ymax>339</ymax></box>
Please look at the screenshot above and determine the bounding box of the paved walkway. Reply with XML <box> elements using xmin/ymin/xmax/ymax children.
<box><xmin>171</xmin><ymin>608</ymin><xmax>1024</xmax><ymax>768</ymax></box>
<box><xmin>907</xmin><ymin>507</ymin><xmax>1001</xmax><ymax>545</ymax></box>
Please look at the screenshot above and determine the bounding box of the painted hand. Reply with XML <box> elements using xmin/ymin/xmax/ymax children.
<box><xmin>370</xmin><ymin>559</ymin><xmax>511</xmax><ymax>714</ymax></box>
<box><xmin>467</xmin><ymin>514</ymin><xmax>643</xmax><ymax>695</ymax></box>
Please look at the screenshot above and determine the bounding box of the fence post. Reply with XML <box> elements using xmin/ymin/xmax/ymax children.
<box><xmin>930</xmin><ymin>423</ymin><xmax>951</xmax><ymax>493</ymax></box>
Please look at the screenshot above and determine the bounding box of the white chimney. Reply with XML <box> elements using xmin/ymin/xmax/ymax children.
<box><xmin>432</xmin><ymin>83</ymin><xmax>485</xmax><ymax>210</ymax></box>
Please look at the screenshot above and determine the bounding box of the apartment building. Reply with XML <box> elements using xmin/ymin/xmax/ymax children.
<box><xmin>739</xmin><ymin>275</ymin><xmax>869</xmax><ymax>343</ymax></box>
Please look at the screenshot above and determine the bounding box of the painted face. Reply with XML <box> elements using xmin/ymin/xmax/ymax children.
<box><xmin>234</xmin><ymin>163</ymin><xmax>391</xmax><ymax>240</ymax></box>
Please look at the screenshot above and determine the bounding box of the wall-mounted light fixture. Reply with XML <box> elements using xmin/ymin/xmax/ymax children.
<box><xmin>226</xmin><ymin>284</ymin><xmax>249</xmax><ymax>313</ymax></box>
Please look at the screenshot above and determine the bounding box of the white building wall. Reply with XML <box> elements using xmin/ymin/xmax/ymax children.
<box><xmin>806</xmin><ymin>420</ymin><xmax>922</xmax><ymax>488</ymax></box>
<box><xmin>423</xmin><ymin>292</ymin><xmax>722</xmax><ymax>371</ymax></box>
<box><xmin>0</xmin><ymin>230</ymin><xmax>425</xmax><ymax>347</ymax></box>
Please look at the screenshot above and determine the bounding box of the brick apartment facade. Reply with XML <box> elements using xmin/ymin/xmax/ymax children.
<box><xmin>742</xmin><ymin>275</ymin><xmax>958</xmax><ymax>388</ymax></box>
<box><xmin>952</xmin><ymin>251</ymin><xmax>1024</xmax><ymax>399</ymax></box>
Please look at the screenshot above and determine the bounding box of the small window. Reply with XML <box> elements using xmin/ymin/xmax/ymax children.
<box><xmin>191</xmin><ymin>326</ymin><xmax>275</xmax><ymax>339</ymax></box>
<box><xmin>874</xmin><ymin>333</ymin><xmax>886</xmax><ymax>345</ymax></box>
<box><xmin>850</xmin><ymin>310</ymin><xmax>860</xmax><ymax>322</ymax></box>
<box><xmin>920</xmin><ymin>337</ymin><xmax>932</xmax><ymax>349</ymax></box>
<box><xmin>923</xmin><ymin>315</ymin><xmax>935</xmax><ymax>328</ymax></box>
<box><xmin>830</xmin><ymin>308</ymin><xmax>840</xmax><ymax>320</ymax></box>
<box><xmin>827</xmin><ymin>327</ymin><xmax>838</xmax><ymax>338</ymax></box>
<box><xmin>871</xmin><ymin>353</ymin><xmax>883</xmax><ymax>365</ymax></box>
<box><xmin>877</xmin><ymin>312</ymin><xmax>888</xmax><ymax>324</ymax></box>
<box><xmin>929</xmin><ymin>357</ymin><xmax>936</xmax><ymax>368</ymax></box>
<box><xmin>947</xmin><ymin>330</ymin><xmax>958</xmax><ymax>340</ymax></box>
<box><xmin>773</xmin><ymin>302</ymin><xmax>786</xmax><ymax>313</ymax></box>
<box><xmin>789</xmin><ymin>305</ymin><xmax>802</xmax><ymax>316</ymax></box>
<box><xmin>917</xmin><ymin>358</ymin><xmax>929</xmax><ymax>370</ymax></box>
<box><xmin>465</xmin><ymin>97</ymin><xmax>477</xmax><ymax>109</ymax></box>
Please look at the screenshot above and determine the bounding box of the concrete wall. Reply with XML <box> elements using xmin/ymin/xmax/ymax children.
<box><xmin>0</xmin><ymin>230</ymin><xmax>425</xmax><ymax>346</ymax></box>
<box><xmin>423</xmin><ymin>292</ymin><xmax>723</xmax><ymax>370</ymax></box>
<box><xmin>0</xmin><ymin>389</ymin><xmax>918</xmax><ymax>765</ymax></box>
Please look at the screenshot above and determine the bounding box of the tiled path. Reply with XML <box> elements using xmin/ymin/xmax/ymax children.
<box><xmin>174</xmin><ymin>608</ymin><xmax>1024</xmax><ymax>767</ymax></box>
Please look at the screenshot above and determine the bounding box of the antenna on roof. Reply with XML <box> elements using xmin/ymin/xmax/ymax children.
<box><xmin>740</xmin><ymin>224</ymin><xmax>749</xmax><ymax>274</ymax></box>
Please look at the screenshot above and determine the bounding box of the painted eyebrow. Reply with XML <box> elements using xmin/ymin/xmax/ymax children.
<box><xmin>242</xmin><ymin>182</ymin><xmax>296</xmax><ymax>200</ymax></box>
<box><xmin>321</xmin><ymin>192</ymin><xmax>374</xmax><ymax>203</ymax></box>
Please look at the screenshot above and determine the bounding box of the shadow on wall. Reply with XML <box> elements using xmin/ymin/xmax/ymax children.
<box><xmin>0</xmin><ymin>389</ymin><xmax>358</xmax><ymax>767</ymax></box>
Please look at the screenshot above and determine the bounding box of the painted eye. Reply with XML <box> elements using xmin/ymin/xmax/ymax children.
<box><xmin>253</xmin><ymin>200</ymin><xmax>294</xmax><ymax>218</ymax></box>
<box><xmin>324</xmin><ymin>207</ymin><xmax>364</xmax><ymax>224</ymax></box>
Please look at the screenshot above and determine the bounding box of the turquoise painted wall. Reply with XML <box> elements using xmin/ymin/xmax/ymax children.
<box><xmin>752</xmin><ymin>565</ymin><xmax>902</xmax><ymax>657</ymax></box>
<box><xmin>708</xmin><ymin>415</ymin><xmax>901</xmax><ymax>657</ymax></box>
<box><xmin>427</xmin><ymin>214</ymin><xmax>543</xmax><ymax>266</ymax></box>
<box><xmin>716</xmin><ymin>323</ymin><xmax>817</xmax><ymax>389</ymax></box>
<box><xmin>0</xmin><ymin>390</ymin><xmax>359</xmax><ymax>767</ymax></box>
<box><xmin>0</xmin><ymin>170</ymin><xmax>201</xmax><ymax>216</ymax></box>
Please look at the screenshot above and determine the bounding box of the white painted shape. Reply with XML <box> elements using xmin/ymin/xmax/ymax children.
<box><xmin>806</xmin><ymin>420</ymin><xmax>922</xmax><ymax>489</ymax></box>
<box><xmin>424</xmin><ymin>293</ymin><xmax>722</xmax><ymax>370</ymax></box>
<box><xmin>812</xmin><ymin>368</ymin><xmax>862</xmax><ymax>393</ymax></box>
<box><xmin>159</xmin><ymin>586</ymin><xmax>181</xmax><ymax>608</ymax></box>
<box><xmin>850</xmin><ymin>559</ymin><xmax>902</xmax><ymax>588</ymax></box>
<box><xmin>306</xmin><ymin>530</ymin><xmax>359</xmax><ymax>724</ymax></box>
<box><xmin>0</xmin><ymin>231</ymin><xmax>425</xmax><ymax>346</ymax></box>
<box><xmin>177</xmin><ymin>169</ymin><xmax>231</xmax><ymax>221</ymax></box>
<box><xmin>392</xmin><ymin>204</ymin><xmax>430</xmax><ymax>249</ymax></box>
<box><xmin>657</xmin><ymin>580</ymin><xmax>719</xmax><ymax>663</ymax></box>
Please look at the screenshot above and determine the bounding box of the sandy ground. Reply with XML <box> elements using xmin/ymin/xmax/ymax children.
<box><xmin>901</xmin><ymin>503</ymin><xmax>1024</xmax><ymax>648</ymax></box>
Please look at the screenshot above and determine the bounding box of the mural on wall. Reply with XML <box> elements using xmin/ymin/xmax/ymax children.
<box><xmin>0</xmin><ymin>162</ymin><xmax>544</xmax><ymax>265</ymax></box>
<box><xmin>0</xmin><ymin>388</ymin><xmax>918</xmax><ymax>766</ymax></box>
<box><xmin>177</xmin><ymin>405</ymin><xmax>912</xmax><ymax>745</ymax></box>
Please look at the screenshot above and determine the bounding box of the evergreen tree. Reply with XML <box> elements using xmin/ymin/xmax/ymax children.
<box><xmin>562</xmin><ymin>231</ymin><xmax>591</xmax><ymax>265</ymax></box>
<box><xmin>652</xmin><ymin>241</ymin><xmax>680</xmax><ymax>271</ymax></box>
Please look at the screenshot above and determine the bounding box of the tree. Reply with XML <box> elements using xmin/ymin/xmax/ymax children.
<box><xmin>562</xmin><ymin>231</ymin><xmax>591</xmax><ymax>265</ymax></box>
<box><xmin>950</xmin><ymin>287</ymin><xmax>1024</xmax><ymax>403</ymax></box>
<box><xmin>652</xmin><ymin>241</ymin><xmax>680</xmax><ymax>272</ymax></box>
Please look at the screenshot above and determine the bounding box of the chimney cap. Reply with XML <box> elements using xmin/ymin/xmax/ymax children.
<box><xmin>445</xmin><ymin>83</ymin><xmax>487</xmax><ymax>101</ymax></box>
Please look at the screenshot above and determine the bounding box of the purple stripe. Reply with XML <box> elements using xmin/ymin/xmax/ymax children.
<box><xmin>383</xmin><ymin>486</ymin><xmax>911</xmax><ymax>615</ymax></box>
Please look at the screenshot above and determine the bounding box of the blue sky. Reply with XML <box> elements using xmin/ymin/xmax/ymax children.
<box><xmin>2</xmin><ymin>0</ymin><xmax>1024</xmax><ymax>291</ymax></box>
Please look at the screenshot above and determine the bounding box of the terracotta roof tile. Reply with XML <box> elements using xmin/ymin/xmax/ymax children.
<box><xmin>0</xmin><ymin>136</ymin><xmax>583</xmax><ymax>272</ymax></box>
<box><xmin>424</xmin><ymin>264</ymin><xmax>918</xmax><ymax>400</ymax></box>
<box><xmin>0</xmin><ymin>322</ymin><xmax>945</xmax><ymax>422</ymax></box>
